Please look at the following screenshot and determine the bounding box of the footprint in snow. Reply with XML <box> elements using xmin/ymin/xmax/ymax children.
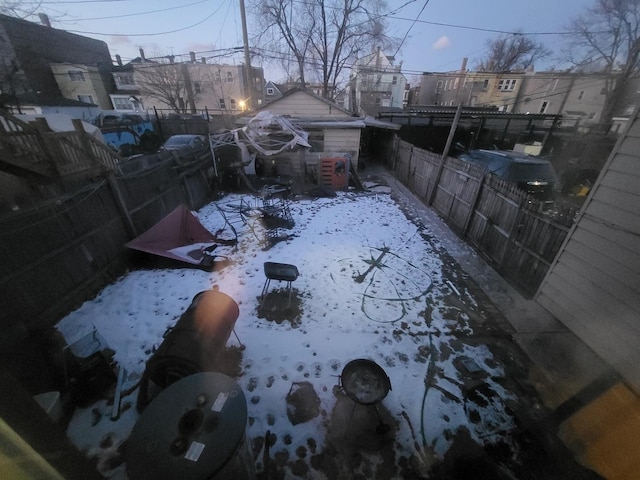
<box><xmin>247</xmin><ymin>377</ymin><xmax>258</xmax><ymax>392</ymax></box>
<box><xmin>266</xmin><ymin>413</ymin><xmax>275</xmax><ymax>426</ymax></box>
<box><xmin>328</xmin><ymin>359</ymin><xmax>341</xmax><ymax>371</ymax></box>
<box><xmin>266</xmin><ymin>376</ymin><xmax>275</xmax><ymax>388</ymax></box>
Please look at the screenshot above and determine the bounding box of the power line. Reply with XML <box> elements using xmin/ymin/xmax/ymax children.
<box><xmin>54</xmin><ymin>0</ymin><xmax>209</xmax><ymax>22</ymax></box>
<box><xmin>393</xmin><ymin>0</ymin><xmax>430</xmax><ymax>58</ymax></box>
<box><xmin>64</xmin><ymin>4</ymin><xmax>224</xmax><ymax>37</ymax></box>
<box><xmin>387</xmin><ymin>15</ymin><xmax>608</xmax><ymax>37</ymax></box>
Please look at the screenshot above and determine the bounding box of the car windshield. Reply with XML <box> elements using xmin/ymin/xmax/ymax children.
<box><xmin>164</xmin><ymin>136</ymin><xmax>195</xmax><ymax>146</ymax></box>
<box><xmin>506</xmin><ymin>162</ymin><xmax>558</xmax><ymax>183</ymax></box>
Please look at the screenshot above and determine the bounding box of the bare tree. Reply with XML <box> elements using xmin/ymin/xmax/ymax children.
<box><xmin>134</xmin><ymin>61</ymin><xmax>195</xmax><ymax>114</ymax></box>
<box><xmin>475</xmin><ymin>33</ymin><xmax>551</xmax><ymax>72</ymax></box>
<box><xmin>251</xmin><ymin>0</ymin><xmax>392</xmax><ymax>99</ymax></box>
<box><xmin>565</xmin><ymin>0</ymin><xmax>640</xmax><ymax>129</ymax></box>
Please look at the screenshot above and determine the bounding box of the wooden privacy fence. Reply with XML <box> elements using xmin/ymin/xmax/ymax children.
<box><xmin>390</xmin><ymin>138</ymin><xmax>573</xmax><ymax>297</ymax></box>
<box><xmin>0</xmin><ymin>111</ymin><xmax>122</xmax><ymax>178</ymax></box>
<box><xmin>0</xmin><ymin>149</ymin><xmax>214</xmax><ymax>341</ymax></box>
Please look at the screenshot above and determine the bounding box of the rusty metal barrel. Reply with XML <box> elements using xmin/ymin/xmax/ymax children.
<box><xmin>137</xmin><ymin>287</ymin><xmax>239</xmax><ymax>410</ymax></box>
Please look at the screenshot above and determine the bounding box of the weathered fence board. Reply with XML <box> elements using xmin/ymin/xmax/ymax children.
<box><xmin>0</xmin><ymin>151</ymin><xmax>214</xmax><ymax>335</ymax></box>
<box><xmin>389</xmin><ymin>138</ymin><xmax>573</xmax><ymax>297</ymax></box>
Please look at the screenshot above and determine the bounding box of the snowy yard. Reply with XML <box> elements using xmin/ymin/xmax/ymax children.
<box><xmin>57</xmin><ymin>187</ymin><xmax>521</xmax><ymax>479</ymax></box>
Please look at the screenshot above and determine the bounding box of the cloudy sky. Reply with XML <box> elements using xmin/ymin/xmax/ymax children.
<box><xmin>35</xmin><ymin>0</ymin><xmax>592</xmax><ymax>81</ymax></box>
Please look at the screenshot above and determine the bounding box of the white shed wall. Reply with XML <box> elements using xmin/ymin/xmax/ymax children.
<box><xmin>537</xmin><ymin>110</ymin><xmax>640</xmax><ymax>392</ymax></box>
<box><xmin>323</xmin><ymin>128</ymin><xmax>362</xmax><ymax>168</ymax></box>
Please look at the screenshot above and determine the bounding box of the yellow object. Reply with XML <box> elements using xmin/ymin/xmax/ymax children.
<box><xmin>0</xmin><ymin>417</ymin><xmax>65</xmax><ymax>480</ymax></box>
<box><xmin>559</xmin><ymin>382</ymin><xmax>640</xmax><ymax>479</ymax></box>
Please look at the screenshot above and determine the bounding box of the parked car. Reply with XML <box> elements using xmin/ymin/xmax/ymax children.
<box><xmin>458</xmin><ymin>149</ymin><xmax>558</xmax><ymax>203</ymax></box>
<box><xmin>160</xmin><ymin>134</ymin><xmax>207</xmax><ymax>151</ymax></box>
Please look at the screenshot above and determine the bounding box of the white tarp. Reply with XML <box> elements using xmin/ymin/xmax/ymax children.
<box><xmin>15</xmin><ymin>113</ymin><xmax>105</xmax><ymax>143</ymax></box>
<box><xmin>210</xmin><ymin>111</ymin><xmax>311</xmax><ymax>157</ymax></box>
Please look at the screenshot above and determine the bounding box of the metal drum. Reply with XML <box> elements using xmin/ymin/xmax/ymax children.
<box><xmin>127</xmin><ymin>372</ymin><xmax>255</xmax><ymax>480</ymax></box>
<box><xmin>137</xmin><ymin>288</ymin><xmax>239</xmax><ymax>410</ymax></box>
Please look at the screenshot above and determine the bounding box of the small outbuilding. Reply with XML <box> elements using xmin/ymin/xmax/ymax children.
<box><xmin>233</xmin><ymin>88</ymin><xmax>365</xmax><ymax>191</ymax></box>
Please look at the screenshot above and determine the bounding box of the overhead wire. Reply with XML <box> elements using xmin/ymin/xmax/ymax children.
<box><xmin>54</xmin><ymin>0</ymin><xmax>210</xmax><ymax>23</ymax></box>
<box><xmin>393</xmin><ymin>0</ymin><xmax>430</xmax><ymax>58</ymax></box>
<box><xmin>64</xmin><ymin>4</ymin><xmax>225</xmax><ymax>37</ymax></box>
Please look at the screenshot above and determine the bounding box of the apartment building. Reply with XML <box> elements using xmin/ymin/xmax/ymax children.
<box><xmin>0</xmin><ymin>14</ymin><xmax>113</xmax><ymax>109</ymax></box>
<box><xmin>348</xmin><ymin>48</ymin><xmax>407</xmax><ymax>115</ymax></box>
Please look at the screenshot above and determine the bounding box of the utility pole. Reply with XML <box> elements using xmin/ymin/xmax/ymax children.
<box><xmin>428</xmin><ymin>58</ymin><xmax>467</xmax><ymax>206</ymax></box>
<box><xmin>239</xmin><ymin>0</ymin><xmax>255</xmax><ymax>111</ymax></box>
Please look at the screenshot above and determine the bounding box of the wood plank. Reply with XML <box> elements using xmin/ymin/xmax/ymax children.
<box><xmin>585</xmin><ymin>201</ymin><xmax>640</xmax><ymax>235</ymax></box>
<box><xmin>571</xmin><ymin>224</ymin><xmax>640</xmax><ymax>274</ymax></box>
<box><xmin>598</xmin><ymin>178</ymin><xmax>640</xmax><ymax>210</ymax></box>
<box><xmin>538</xmin><ymin>282</ymin><xmax>640</xmax><ymax>382</ymax></box>
<box><xmin>579</xmin><ymin>216</ymin><xmax>640</xmax><ymax>254</ymax></box>
<box><xmin>599</xmin><ymin>169</ymin><xmax>640</xmax><ymax>195</ymax></box>
<box><xmin>552</xmin><ymin>255</ymin><xmax>640</xmax><ymax>333</ymax></box>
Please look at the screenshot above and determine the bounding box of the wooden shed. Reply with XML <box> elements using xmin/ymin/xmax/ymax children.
<box><xmin>240</xmin><ymin>87</ymin><xmax>364</xmax><ymax>170</ymax></box>
<box><xmin>537</xmin><ymin>109</ymin><xmax>640</xmax><ymax>479</ymax></box>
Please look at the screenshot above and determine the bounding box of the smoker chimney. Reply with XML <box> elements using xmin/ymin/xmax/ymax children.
<box><xmin>190</xmin><ymin>51</ymin><xmax>196</xmax><ymax>63</ymax></box>
<box><xmin>139</xmin><ymin>48</ymin><xmax>146</xmax><ymax>61</ymax></box>
<box><xmin>38</xmin><ymin>13</ymin><xmax>51</xmax><ymax>28</ymax></box>
<box><xmin>115</xmin><ymin>54</ymin><xmax>122</xmax><ymax>67</ymax></box>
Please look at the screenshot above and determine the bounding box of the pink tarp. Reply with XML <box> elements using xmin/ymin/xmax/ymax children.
<box><xmin>126</xmin><ymin>205</ymin><xmax>228</xmax><ymax>265</ymax></box>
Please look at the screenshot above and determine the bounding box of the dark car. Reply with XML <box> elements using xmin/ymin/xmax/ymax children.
<box><xmin>458</xmin><ymin>149</ymin><xmax>558</xmax><ymax>203</ymax></box>
<box><xmin>160</xmin><ymin>134</ymin><xmax>207</xmax><ymax>151</ymax></box>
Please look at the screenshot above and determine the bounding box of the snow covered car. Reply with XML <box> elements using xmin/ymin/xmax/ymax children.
<box><xmin>458</xmin><ymin>149</ymin><xmax>558</xmax><ymax>204</ymax></box>
<box><xmin>159</xmin><ymin>134</ymin><xmax>207</xmax><ymax>151</ymax></box>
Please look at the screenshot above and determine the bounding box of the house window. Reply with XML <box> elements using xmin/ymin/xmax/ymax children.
<box><xmin>436</xmin><ymin>80</ymin><xmax>443</xmax><ymax>91</ymax></box>
<box><xmin>114</xmin><ymin>73</ymin><xmax>134</xmax><ymax>86</ymax></box>
<box><xmin>230</xmin><ymin>98</ymin><xmax>237</xmax><ymax>110</ymax></box>
<box><xmin>266</xmin><ymin>87</ymin><xmax>274</xmax><ymax>95</ymax></box>
<box><xmin>226</xmin><ymin>72</ymin><xmax>233</xmax><ymax>83</ymax></box>
<box><xmin>539</xmin><ymin>101</ymin><xmax>548</xmax><ymax>114</ymax></box>
<box><xmin>498</xmin><ymin>79</ymin><xmax>517</xmax><ymax>91</ymax></box>
<box><xmin>375</xmin><ymin>97</ymin><xmax>381</xmax><ymax>105</ymax></box>
<box><xmin>112</xmin><ymin>97</ymin><xmax>134</xmax><ymax>110</ymax></box>
<box><xmin>215</xmin><ymin>71</ymin><xmax>221</xmax><ymax>82</ymax></box>
<box><xmin>483</xmin><ymin>79</ymin><xmax>489</xmax><ymax>89</ymax></box>
<box><xmin>77</xmin><ymin>95</ymin><xmax>94</xmax><ymax>104</ymax></box>
<box><xmin>193</xmin><ymin>82</ymin><xmax>201</xmax><ymax>94</ymax></box>
<box><xmin>453</xmin><ymin>78</ymin><xmax>459</xmax><ymax>89</ymax></box>
<box><xmin>578</xmin><ymin>90</ymin><xmax>584</xmax><ymax>100</ymax></box>
<box><xmin>219</xmin><ymin>98</ymin><xmax>226</xmax><ymax>109</ymax></box>
<box><xmin>392</xmin><ymin>76</ymin><xmax>397</xmax><ymax>84</ymax></box>
<box><xmin>68</xmin><ymin>70</ymin><xmax>85</xmax><ymax>82</ymax></box>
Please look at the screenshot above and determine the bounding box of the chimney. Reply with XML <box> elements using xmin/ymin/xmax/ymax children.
<box><xmin>190</xmin><ymin>51</ymin><xmax>196</xmax><ymax>63</ymax></box>
<box><xmin>38</xmin><ymin>13</ymin><xmax>51</xmax><ymax>28</ymax></box>
<box><xmin>139</xmin><ymin>48</ymin><xmax>146</xmax><ymax>61</ymax></box>
<box><xmin>201</xmin><ymin>57</ymin><xmax>206</xmax><ymax>64</ymax></box>
<box><xmin>115</xmin><ymin>54</ymin><xmax>122</xmax><ymax>67</ymax></box>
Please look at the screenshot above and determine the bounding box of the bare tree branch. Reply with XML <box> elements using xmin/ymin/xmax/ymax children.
<box><xmin>250</xmin><ymin>0</ymin><xmax>394</xmax><ymax>99</ymax></box>
<box><xmin>564</xmin><ymin>0</ymin><xmax>640</xmax><ymax>128</ymax></box>
<box><xmin>475</xmin><ymin>33</ymin><xmax>551</xmax><ymax>72</ymax></box>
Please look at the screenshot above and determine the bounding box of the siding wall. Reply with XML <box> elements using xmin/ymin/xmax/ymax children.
<box><xmin>261</xmin><ymin>91</ymin><xmax>349</xmax><ymax>118</ymax></box>
<box><xmin>323</xmin><ymin>128</ymin><xmax>362</xmax><ymax>168</ymax></box>
<box><xmin>537</xmin><ymin>110</ymin><xmax>640</xmax><ymax>392</ymax></box>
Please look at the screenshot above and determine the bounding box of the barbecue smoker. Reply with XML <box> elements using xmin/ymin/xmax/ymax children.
<box><xmin>339</xmin><ymin>359</ymin><xmax>392</xmax><ymax>435</ymax></box>
<box><xmin>137</xmin><ymin>287</ymin><xmax>240</xmax><ymax>410</ymax></box>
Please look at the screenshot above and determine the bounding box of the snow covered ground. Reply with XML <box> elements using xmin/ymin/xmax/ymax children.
<box><xmin>57</xmin><ymin>187</ymin><xmax>518</xmax><ymax>479</ymax></box>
